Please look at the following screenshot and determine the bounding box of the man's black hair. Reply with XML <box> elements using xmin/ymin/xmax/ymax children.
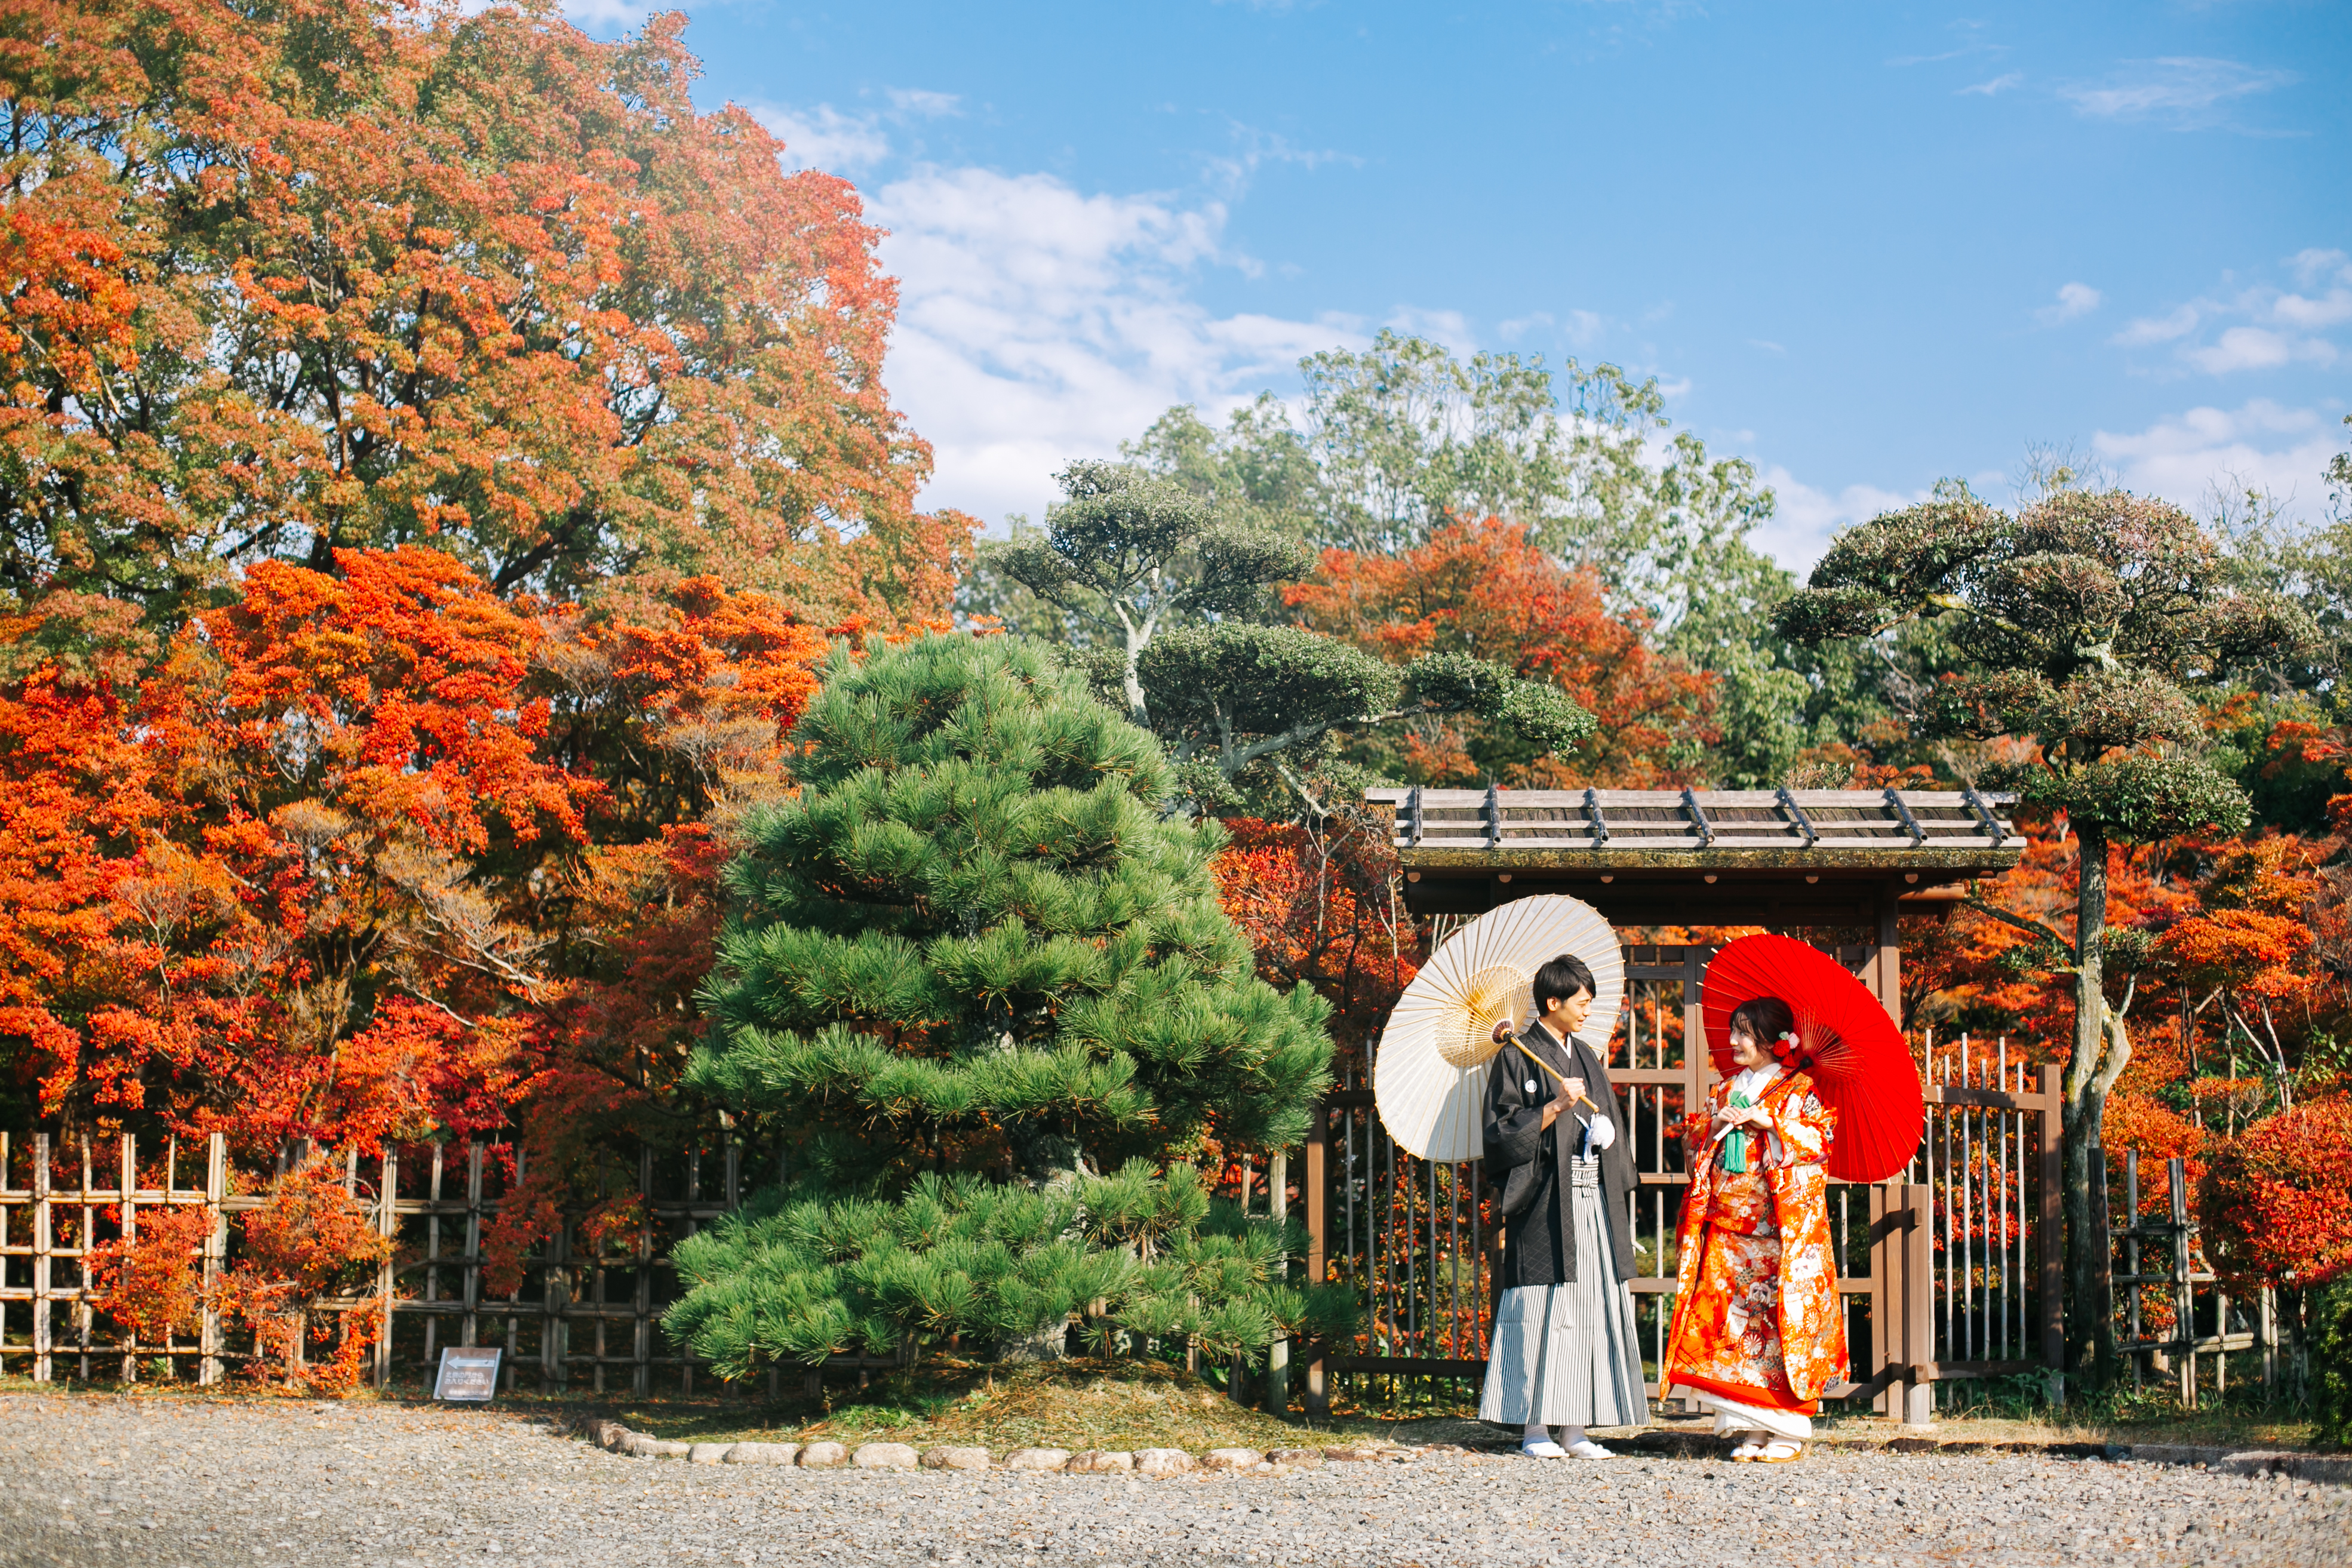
<box><xmin>1533</xmin><ymin>953</ymin><xmax>1597</xmax><ymax>1015</ymax></box>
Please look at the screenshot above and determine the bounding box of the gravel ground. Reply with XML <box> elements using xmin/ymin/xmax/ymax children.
<box><xmin>1</xmin><ymin>1395</ymin><xmax>2347</xmax><ymax>1568</ymax></box>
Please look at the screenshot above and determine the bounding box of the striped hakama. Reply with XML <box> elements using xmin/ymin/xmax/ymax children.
<box><xmin>1478</xmin><ymin>1156</ymin><xmax>1650</xmax><ymax>1428</ymax></box>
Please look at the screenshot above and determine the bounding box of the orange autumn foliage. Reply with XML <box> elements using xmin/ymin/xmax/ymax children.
<box><xmin>1907</xmin><ymin>816</ymin><xmax>2352</xmax><ymax>1255</ymax></box>
<box><xmin>1286</xmin><ymin>517</ymin><xmax>1714</xmax><ymax>786</ymax></box>
<box><xmin>0</xmin><ymin>550</ymin><xmax>834</xmax><ymax>1182</ymax></box>
<box><xmin>216</xmin><ymin>1160</ymin><xmax>395</xmax><ymax>1392</ymax></box>
<box><xmin>87</xmin><ymin>1203</ymin><xmax>212</xmax><ymax>1345</ymax></box>
<box><xmin>0</xmin><ymin>0</ymin><xmax>971</xmax><ymax>622</ymax></box>
<box><xmin>1212</xmin><ymin>814</ymin><xmax>1418</xmax><ymax>1074</ymax></box>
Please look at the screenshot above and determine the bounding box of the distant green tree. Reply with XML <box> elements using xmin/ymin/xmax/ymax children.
<box><xmin>1776</xmin><ymin>489</ymin><xmax>2316</xmax><ymax>1389</ymax></box>
<box><xmin>990</xmin><ymin>462</ymin><xmax>1591</xmax><ymax>813</ymax></box>
<box><xmin>1119</xmin><ymin>395</ymin><xmax>1320</xmax><ymax>539</ymax></box>
<box><xmin>672</xmin><ymin>634</ymin><xmax>1346</xmax><ymax>1367</ymax></box>
<box><xmin>1103</xmin><ymin>333</ymin><xmax>1813</xmax><ymax>788</ymax></box>
<box><xmin>992</xmin><ymin>462</ymin><xmax>1310</xmax><ymax>727</ymax></box>
<box><xmin>2206</xmin><ymin>416</ymin><xmax>2352</xmax><ymax>695</ymax></box>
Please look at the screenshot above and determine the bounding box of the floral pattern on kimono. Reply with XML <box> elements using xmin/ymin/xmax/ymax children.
<box><xmin>1660</xmin><ymin>1069</ymin><xmax>1848</xmax><ymax>1412</ymax></box>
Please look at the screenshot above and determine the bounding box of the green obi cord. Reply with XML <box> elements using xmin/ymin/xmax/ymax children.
<box><xmin>1723</xmin><ymin>1090</ymin><xmax>1755</xmax><ymax>1173</ymax></box>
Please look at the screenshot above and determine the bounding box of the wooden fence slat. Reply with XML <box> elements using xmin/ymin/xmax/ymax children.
<box><xmin>119</xmin><ymin>1133</ymin><xmax>136</xmax><ymax>1383</ymax></box>
<box><xmin>375</xmin><ymin>1149</ymin><xmax>397</xmax><ymax>1390</ymax></box>
<box><xmin>32</xmin><ymin>1132</ymin><xmax>50</xmax><ymax>1383</ymax></box>
<box><xmin>201</xmin><ymin>1133</ymin><xmax>225</xmax><ymax>1385</ymax></box>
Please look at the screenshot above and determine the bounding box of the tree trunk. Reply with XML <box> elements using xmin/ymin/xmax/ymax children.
<box><xmin>1120</xmin><ymin>620</ymin><xmax>1151</xmax><ymax>730</ymax></box>
<box><xmin>2059</xmin><ymin>819</ymin><xmax>2116</xmax><ymax>1394</ymax></box>
<box><xmin>995</xmin><ymin>1126</ymin><xmax>1093</xmax><ymax>1363</ymax></box>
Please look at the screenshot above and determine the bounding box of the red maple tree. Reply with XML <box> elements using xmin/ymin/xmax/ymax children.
<box><xmin>1286</xmin><ymin>517</ymin><xmax>1715</xmax><ymax>787</ymax></box>
<box><xmin>2201</xmin><ymin>1100</ymin><xmax>2352</xmax><ymax>1288</ymax></box>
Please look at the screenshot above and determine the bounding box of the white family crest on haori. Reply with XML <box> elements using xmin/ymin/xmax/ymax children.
<box><xmin>1373</xmin><ymin>894</ymin><xmax>1624</xmax><ymax>1161</ymax></box>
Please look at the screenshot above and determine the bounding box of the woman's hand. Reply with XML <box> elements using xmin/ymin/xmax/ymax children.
<box><xmin>1710</xmin><ymin>1103</ymin><xmax>1768</xmax><ymax>1138</ymax></box>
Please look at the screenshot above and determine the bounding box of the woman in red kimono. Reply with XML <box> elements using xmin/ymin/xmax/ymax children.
<box><xmin>1661</xmin><ymin>996</ymin><xmax>1847</xmax><ymax>1463</ymax></box>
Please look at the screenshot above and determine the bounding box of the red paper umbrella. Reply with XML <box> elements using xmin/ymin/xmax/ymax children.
<box><xmin>1701</xmin><ymin>933</ymin><xmax>1923</xmax><ymax>1184</ymax></box>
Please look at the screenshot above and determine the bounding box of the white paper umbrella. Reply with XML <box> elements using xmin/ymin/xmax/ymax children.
<box><xmin>1372</xmin><ymin>894</ymin><xmax>1624</xmax><ymax>1162</ymax></box>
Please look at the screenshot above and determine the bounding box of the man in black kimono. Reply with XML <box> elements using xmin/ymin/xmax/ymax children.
<box><xmin>1478</xmin><ymin>952</ymin><xmax>1650</xmax><ymax>1458</ymax></box>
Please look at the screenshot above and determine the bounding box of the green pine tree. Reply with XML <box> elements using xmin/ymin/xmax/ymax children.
<box><xmin>668</xmin><ymin>632</ymin><xmax>1345</xmax><ymax>1369</ymax></box>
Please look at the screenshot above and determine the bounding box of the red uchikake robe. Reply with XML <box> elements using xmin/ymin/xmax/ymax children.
<box><xmin>1660</xmin><ymin>1069</ymin><xmax>1849</xmax><ymax>1415</ymax></box>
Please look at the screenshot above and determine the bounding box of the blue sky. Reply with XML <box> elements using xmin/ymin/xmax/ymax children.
<box><xmin>571</xmin><ymin>0</ymin><xmax>2348</xmax><ymax>573</ymax></box>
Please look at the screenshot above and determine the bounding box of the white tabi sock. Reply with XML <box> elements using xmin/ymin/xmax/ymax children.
<box><xmin>1556</xmin><ymin>1425</ymin><xmax>1587</xmax><ymax>1447</ymax></box>
<box><xmin>1522</xmin><ymin>1422</ymin><xmax>1548</xmax><ymax>1441</ymax></box>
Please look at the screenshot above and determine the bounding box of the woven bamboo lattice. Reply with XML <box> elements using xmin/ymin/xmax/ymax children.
<box><xmin>0</xmin><ymin>1133</ymin><xmax>903</xmax><ymax>1395</ymax></box>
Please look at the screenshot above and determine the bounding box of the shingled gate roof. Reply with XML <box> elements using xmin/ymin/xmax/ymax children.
<box><xmin>1361</xmin><ymin>786</ymin><xmax>2024</xmax><ymax>926</ymax></box>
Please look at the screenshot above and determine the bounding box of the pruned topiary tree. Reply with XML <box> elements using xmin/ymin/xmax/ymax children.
<box><xmin>994</xmin><ymin>460</ymin><xmax>1591</xmax><ymax>812</ymax></box>
<box><xmin>1775</xmin><ymin>486</ymin><xmax>2317</xmax><ymax>1390</ymax></box>
<box><xmin>668</xmin><ymin>632</ymin><xmax>1345</xmax><ymax>1369</ymax></box>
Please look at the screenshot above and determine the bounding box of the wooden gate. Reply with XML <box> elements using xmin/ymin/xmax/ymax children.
<box><xmin>1299</xmin><ymin>944</ymin><xmax>2065</xmax><ymax>1422</ymax></box>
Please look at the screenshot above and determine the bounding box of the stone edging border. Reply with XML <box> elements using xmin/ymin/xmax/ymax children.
<box><xmin>1532</xmin><ymin>1430</ymin><xmax>2352</xmax><ymax>1486</ymax></box>
<box><xmin>568</xmin><ymin>1419</ymin><xmax>2349</xmax><ymax>1486</ymax></box>
<box><xmin>573</xmin><ymin>1419</ymin><xmax>1425</xmax><ymax>1474</ymax></box>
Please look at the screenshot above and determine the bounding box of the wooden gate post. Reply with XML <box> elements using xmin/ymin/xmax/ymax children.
<box><xmin>2038</xmin><ymin>1066</ymin><xmax>2065</xmax><ymax>1386</ymax></box>
<box><xmin>1872</xmin><ymin>885</ymin><xmax>1903</xmax><ymax>1027</ymax></box>
<box><xmin>1303</xmin><ymin>1100</ymin><xmax>1329</xmax><ymax>1416</ymax></box>
<box><xmin>1266</xmin><ymin>1151</ymin><xmax>1290</xmax><ymax>1414</ymax></box>
<box><xmin>1868</xmin><ymin>1183</ymin><xmax>1897</xmax><ymax>1418</ymax></box>
<box><xmin>1901</xmin><ymin>1182</ymin><xmax>1935</xmax><ymax>1425</ymax></box>
<box><xmin>1869</xmin><ymin>1182</ymin><xmax>1935</xmax><ymax>1425</ymax></box>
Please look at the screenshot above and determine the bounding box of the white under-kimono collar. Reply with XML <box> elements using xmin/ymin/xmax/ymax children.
<box><xmin>1727</xmin><ymin>1061</ymin><xmax>1786</xmax><ymax>1169</ymax></box>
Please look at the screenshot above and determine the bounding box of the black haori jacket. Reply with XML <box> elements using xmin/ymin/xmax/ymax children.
<box><xmin>1484</xmin><ymin>1021</ymin><xmax>1638</xmax><ymax>1287</ymax></box>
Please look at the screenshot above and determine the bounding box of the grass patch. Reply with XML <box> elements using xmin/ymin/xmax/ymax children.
<box><xmin>603</xmin><ymin>1358</ymin><xmax>1381</xmax><ymax>1452</ymax></box>
<box><xmin>0</xmin><ymin>1363</ymin><xmax>2323</xmax><ymax>1454</ymax></box>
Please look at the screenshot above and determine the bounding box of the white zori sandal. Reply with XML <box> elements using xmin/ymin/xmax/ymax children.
<box><xmin>1563</xmin><ymin>1438</ymin><xmax>1615</xmax><ymax>1459</ymax></box>
<box><xmin>1729</xmin><ymin>1432</ymin><xmax>1768</xmax><ymax>1462</ymax></box>
<box><xmin>1754</xmin><ymin>1440</ymin><xmax>1805</xmax><ymax>1464</ymax></box>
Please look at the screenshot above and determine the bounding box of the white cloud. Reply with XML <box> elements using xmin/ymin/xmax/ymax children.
<box><xmin>557</xmin><ymin>0</ymin><xmax>659</xmax><ymax>28</ymax></box>
<box><xmin>2113</xmin><ymin>304</ymin><xmax>2201</xmax><ymax>346</ymax></box>
<box><xmin>752</xmin><ymin>104</ymin><xmax>893</xmax><ymax>174</ymax></box>
<box><xmin>1383</xmin><ymin>306</ymin><xmax>1479</xmax><ymax>358</ymax></box>
<box><xmin>869</xmin><ymin>167</ymin><xmax>1361</xmax><ymax>525</ymax></box>
<box><xmin>1754</xmin><ymin>468</ymin><xmax>1926</xmax><ymax>577</ymax></box>
<box><xmin>2181</xmin><ymin>325</ymin><xmax>2338</xmax><ymax>374</ymax></box>
<box><xmin>749</xmin><ymin>88</ymin><xmax>970</xmax><ymax>176</ymax></box>
<box><xmin>2273</xmin><ymin>288</ymin><xmax>2352</xmax><ymax>330</ymax></box>
<box><xmin>2058</xmin><ymin>57</ymin><xmax>2293</xmax><ymax>128</ymax></box>
<box><xmin>2092</xmin><ymin>400</ymin><xmax>2341</xmax><ymax>516</ymax></box>
<box><xmin>1959</xmin><ymin>72</ymin><xmax>2023</xmax><ymax>96</ymax></box>
<box><xmin>1203</xmin><ymin>125</ymin><xmax>1358</xmax><ymax>198</ymax></box>
<box><xmin>887</xmin><ymin>88</ymin><xmax>963</xmax><ymax>118</ymax></box>
<box><xmin>2036</xmin><ymin>282</ymin><xmax>2102</xmax><ymax>325</ymax></box>
<box><xmin>1501</xmin><ymin>309</ymin><xmax>1610</xmax><ymax>348</ymax></box>
<box><xmin>2289</xmin><ymin>248</ymin><xmax>2350</xmax><ymax>287</ymax></box>
<box><xmin>2111</xmin><ymin>250</ymin><xmax>2351</xmax><ymax>373</ymax></box>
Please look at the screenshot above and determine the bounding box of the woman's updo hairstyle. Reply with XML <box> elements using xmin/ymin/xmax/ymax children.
<box><xmin>1729</xmin><ymin>997</ymin><xmax>1795</xmax><ymax>1040</ymax></box>
<box><xmin>1729</xmin><ymin>997</ymin><xmax>1800</xmax><ymax>1065</ymax></box>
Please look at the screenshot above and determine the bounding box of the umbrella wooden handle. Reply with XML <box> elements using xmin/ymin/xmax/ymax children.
<box><xmin>1510</xmin><ymin>1039</ymin><xmax>1602</xmax><ymax>1114</ymax></box>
